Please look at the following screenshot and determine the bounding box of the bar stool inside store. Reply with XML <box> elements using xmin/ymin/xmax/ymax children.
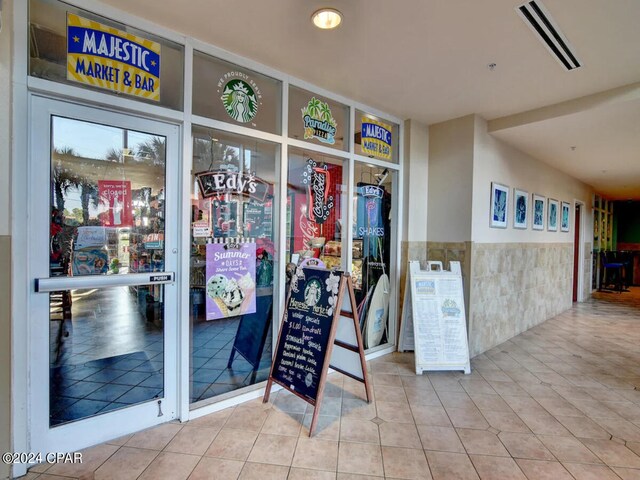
<box><xmin>599</xmin><ymin>251</ymin><xmax>630</xmax><ymax>293</ymax></box>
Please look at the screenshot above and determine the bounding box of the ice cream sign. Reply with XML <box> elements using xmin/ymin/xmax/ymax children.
<box><xmin>67</xmin><ymin>13</ymin><xmax>161</xmax><ymax>101</ymax></box>
<box><xmin>361</xmin><ymin>118</ymin><xmax>392</xmax><ymax>160</ymax></box>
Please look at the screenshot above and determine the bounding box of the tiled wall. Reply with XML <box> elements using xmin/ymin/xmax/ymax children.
<box><xmin>468</xmin><ymin>243</ymin><xmax>573</xmax><ymax>357</ymax></box>
<box><xmin>399</xmin><ymin>241</ymin><xmax>428</xmax><ymax>335</ymax></box>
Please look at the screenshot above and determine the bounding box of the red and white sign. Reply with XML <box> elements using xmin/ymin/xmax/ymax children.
<box><xmin>99</xmin><ymin>180</ymin><xmax>133</xmax><ymax>227</ymax></box>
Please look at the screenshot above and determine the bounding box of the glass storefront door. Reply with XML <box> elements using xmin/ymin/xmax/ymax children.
<box><xmin>28</xmin><ymin>96</ymin><xmax>180</xmax><ymax>453</ymax></box>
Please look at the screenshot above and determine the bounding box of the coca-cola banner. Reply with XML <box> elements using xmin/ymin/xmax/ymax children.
<box><xmin>302</xmin><ymin>158</ymin><xmax>334</xmax><ymax>224</ymax></box>
<box><xmin>98</xmin><ymin>180</ymin><xmax>133</xmax><ymax>227</ymax></box>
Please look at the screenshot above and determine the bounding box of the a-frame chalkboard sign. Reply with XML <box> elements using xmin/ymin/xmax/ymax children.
<box><xmin>263</xmin><ymin>267</ymin><xmax>370</xmax><ymax>436</ymax></box>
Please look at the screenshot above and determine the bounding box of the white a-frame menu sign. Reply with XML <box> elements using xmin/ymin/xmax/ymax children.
<box><xmin>399</xmin><ymin>261</ymin><xmax>471</xmax><ymax>375</ymax></box>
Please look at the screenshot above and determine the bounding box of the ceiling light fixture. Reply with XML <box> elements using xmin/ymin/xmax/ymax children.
<box><xmin>311</xmin><ymin>8</ymin><xmax>343</xmax><ymax>30</ymax></box>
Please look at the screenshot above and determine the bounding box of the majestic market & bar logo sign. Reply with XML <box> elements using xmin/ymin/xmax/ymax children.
<box><xmin>67</xmin><ymin>14</ymin><xmax>161</xmax><ymax>101</ymax></box>
<box><xmin>361</xmin><ymin>117</ymin><xmax>392</xmax><ymax>160</ymax></box>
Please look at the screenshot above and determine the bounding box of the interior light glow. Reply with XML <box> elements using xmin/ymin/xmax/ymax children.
<box><xmin>312</xmin><ymin>8</ymin><xmax>342</xmax><ymax>29</ymax></box>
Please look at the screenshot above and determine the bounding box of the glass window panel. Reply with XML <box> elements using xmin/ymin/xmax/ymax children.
<box><xmin>354</xmin><ymin>110</ymin><xmax>399</xmax><ymax>163</ymax></box>
<box><xmin>288</xmin><ymin>86</ymin><xmax>349</xmax><ymax>152</ymax></box>
<box><xmin>49</xmin><ymin>285</ymin><xmax>164</xmax><ymax>426</ymax></box>
<box><xmin>190</xmin><ymin>127</ymin><xmax>279</xmax><ymax>405</ymax></box>
<box><xmin>29</xmin><ymin>0</ymin><xmax>184</xmax><ymax>110</ymax></box>
<box><xmin>192</xmin><ymin>52</ymin><xmax>282</xmax><ymax>135</ymax></box>
<box><xmin>353</xmin><ymin>163</ymin><xmax>396</xmax><ymax>349</ymax></box>
<box><xmin>286</xmin><ymin>147</ymin><xmax>347</xmax><ymax>271</ymax></box>
<box><xmin>50</xmin><ymin>116</ymin><xmax>166</xmax><ymax>278</ymax></box>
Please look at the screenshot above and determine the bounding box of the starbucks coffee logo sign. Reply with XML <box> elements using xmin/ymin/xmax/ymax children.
<box><xmin>218</xmin><ymin>72</ymin><xmax>262</xmax><ymax>124</ymax></box>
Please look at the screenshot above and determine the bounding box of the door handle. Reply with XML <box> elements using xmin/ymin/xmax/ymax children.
<box><xmin>35</xmin><ymin>272</ymin><xmax>175</xmax><ymax>293</ymax></box>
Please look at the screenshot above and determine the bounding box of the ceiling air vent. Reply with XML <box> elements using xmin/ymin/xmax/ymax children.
<box><xmin>517</xmin><ymin>1</ymin><xmax>581</xmax><ymax>71</ymax></box>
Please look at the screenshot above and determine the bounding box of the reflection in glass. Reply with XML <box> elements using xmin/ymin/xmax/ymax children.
<box><xmin>49</xmin><ymin>116</ymin><xmax>167</xmax><ymax>426</ymax></box>
<box><xmin>190</xmin><ymin>127</ymin><xmax>279</xmax><ymax>405</ymax></box>
<box><xmin>286</xmin><ymin>147</ymin><xmax>346</xmax><ymax>271</ymax></box>
<box><xmin>353</xmin><ymin>164</ymin><xmax>395</xmax><ymax>349</ymax></box>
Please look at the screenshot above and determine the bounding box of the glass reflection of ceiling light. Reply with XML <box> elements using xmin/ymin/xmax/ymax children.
<box><xmin>312</xmin><ymin>8</ymin><xmax>342</xmax><ymax>29</ymax></box>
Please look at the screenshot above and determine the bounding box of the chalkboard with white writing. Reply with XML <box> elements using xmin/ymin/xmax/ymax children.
<box><xmin>271</xmin><ymin>268</ymin><xmax>342</xmax><ymax>403</ymax></box>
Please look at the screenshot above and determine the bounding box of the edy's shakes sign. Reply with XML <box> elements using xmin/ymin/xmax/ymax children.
<box><xmin>67</xmin><ymin>14</ymin><xmax>161</xmax><ymax>101</ymax></box>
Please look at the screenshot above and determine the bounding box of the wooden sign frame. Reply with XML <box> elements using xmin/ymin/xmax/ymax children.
<box><xmin>263</xmin><ymin>269</ymin><xmax>370</xmax><ymax>436</ymax></box>
<box><xmin>399</xmin><ymin>260</ymin><xmax>471</xmax><ymax>375</ymax></box>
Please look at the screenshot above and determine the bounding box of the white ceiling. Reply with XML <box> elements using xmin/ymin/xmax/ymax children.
<box><xmin>100</xmin><ymin>0</ymin><xmax>640</xmax><ymax>199</ymax></box>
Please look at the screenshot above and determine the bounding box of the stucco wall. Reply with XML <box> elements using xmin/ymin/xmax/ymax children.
<box><xmin>427</xmin><ymin>115</ymin><xmax>474</xmax><ymax>242</ymax></box>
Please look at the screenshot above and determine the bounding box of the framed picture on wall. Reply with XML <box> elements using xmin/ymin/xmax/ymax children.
<box><xmin>548</xmin><ymin>199</ymin><xmax>559</xmax><ymax>232</ymax></box>
<box><xmin>513</xmin><ymin>188</ymin><xmax>528</xmax><ymax>229</ymax></box>
<box><xmin>490</xmin><ymin>182</ymin><xmax>509</xmax><ymax>228</ymax></box>
<box><xmin>561</xmin><ymin>201</ymin><xmax>571</xmax><ymax>232</ymax></box>
<box><xmin>532</xmin><ymin>194</ymin><xmax>545</xmax><ymax>230</ymax></box>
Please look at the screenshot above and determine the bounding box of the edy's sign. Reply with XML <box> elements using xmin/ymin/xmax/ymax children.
<box><xmin>67</xmin><ymin>14</ymin><xmax>161</xmax><ymax>101</ymax></box>
<box><xmin>361</xmin><ymin>118</ymin><xmax>392</xmax><ymax>160</ymax></box>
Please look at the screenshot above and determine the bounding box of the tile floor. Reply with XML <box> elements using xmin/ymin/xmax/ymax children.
<box><xmin>26</xmin><ymin>288</ymin><xmax>640</xmax><ymax>479</ymax></box>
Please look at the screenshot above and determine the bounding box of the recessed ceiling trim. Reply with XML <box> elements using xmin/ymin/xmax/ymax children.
<box><xmin>517</xmin><ymin>0</ymin><xmax>581</xmax><ymax>71</ymax></box>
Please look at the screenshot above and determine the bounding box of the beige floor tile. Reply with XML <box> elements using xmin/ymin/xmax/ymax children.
<box><xmin>341</xmin><ymin>398</ymin><xmax>377</xmax><ymax>420</ymax></box>
<box><xmin>187</xmin><ymin>408</ymin><xmax>234</xmax><ymax>429</ymax></box>
<box><xmin>404</xmin><ymin>387</ymin><xmax>442</xmax><ymax>407</ymax></box>
<box><xmin>401</xmin><ymin>375</ymin><xmax>435</xmax><ymax>391</ymax></box>
<box><xmin>482</xmin><ymin>410</ymin><xmax>531</xmax><ymax>433</ymax></box>
<box><xmin>613</xmin><ymin>467</ymin><xmax>640</xmax><ymax>480</ymax></box>
<box><xmin>205</xmin><ymin>428</ymin><xmax>258</xmax><ymax>461</ymax></box>
<box><xmin>488</xmin><ymin>381</ymin><xmax>529</xmax><ymax>397</ymax></box>
<box><xmin>187</xmin><ymin>457</ymin><xmax>244</xmax><ymax>480</ymax></box>
<box><xmin>457</xmin><ymin>428</ymin><xmax>510</xmax><ymax>456</ymax></box>
<box><xmin>165</xmin><ymin>425</ymin><xmax>220</xmax><ymax>455</ymax></box>
<box><xmin>247</xmin><ymin>433</ymin><xmax>297</xmax><ymax>466</ymax></box>
<box><xmin>410</xmin><ymin>404</ymin><xmax>451</xmax><ymax>427</ymax></box>
<box><xmin>593</xmin><ymin>416</ymin><xmax>640</xmax><ymax>442</ymax></box>
<box><xmin>339</xmin><ymin>417</ymin><xmax>380</xmax><ymax>444</ymax></box>
<box><xmin>46</xmin><ymin>443</ymin><xmax>118</xmax><ymax>477</ymax></box>
<box><xmin>536</xmin><ymin>397</ymin><xmax>585</xmax><ymax>417</ymax></box>
<box><xmin>629</xmin><ymin>442</ymin><xmax>640</xmax><ymax>456</ymax></box>
<box><xmin>502</xmin><ymin>396</ymin><xmax>547</xmax><ymax>416</ymax></box>
<box><xmin>437</xmin><ymin>391</ymin><xmax>475</xmax><ymax>410</ymax></box>
<box><xmin>445</xmin><ymin>407</ymin><xmax>489</xmax><ymax>430</ymax></box>
<box><xmin>336</xmin><ymin>474</ymin><xmax>383</xmax><ymax>480</ymax></box>
<box><xmin>376</xmin><ymin>401</ymin><xmax>414</xmax><ymax>423</ymax></box>
<box><xmin>292</xmin><ymin>436</ymin><xmax>338</xmax><ymax>471</ymax></box>
<box><xmin>302</xmin><ymin>414</ymin><xmax>341</xmax><ymax>440</ymax></box>
<box><xmin>238</xmin><ymin>462</ymin><xmax>289</xmax><ymax>480</ymax></box>
<box><xmin>562</xmin><ymin>462</ymin><xmax>621</xmax><ymax>480</ymax></box>
<box><xmin>94</xmin><ymin>446</ymin><xmax>158</xmax><ymax>480</ymax></box>
<box><xmin>125</xmin><ymin>423</ymin><xmax>183</xmax><ymax>450</ymax></box>
<box><xmin>372</xmin><ymin>373</ymin><xmax>403</xmax><ymax>387</ymax></box>
<box><xmin>32</xmin><ymin>475</ymin><xmax>75</xmax><ymax>479</ymax></box>
<box><xmin>417</xmin><ymin>425</ymin><xmax>465</xmax><ymax>453</ymax></box>
<box><xmin>310</xmin><ymin>397</ymin><xmax>343</xmax><ymax>417</ymax></box>
<box><xmin>469</xmin><ymin>454</ymin><xmax>527</xmax><ymax>480</ymax></box>
<box><xmin>18</xmin><ymin>473</ymin><xmax>41</xmax><ymax>479</ymax></box>
<box><xmin>498</xmin><ymin>432</ymin><xmax>555</xmax><ymax>460</ymax></box>
<box><xmin>515</xmin><ymin>459</ymin><xmax>574</xmax><ymax>480</ymax></box>
<box><xmin>225</xmin><ymin>406</ymin><xmax>270</xmax><ymax>431</ymax></box>
<box><xmin>581</xmin><ymin>438</ymin><xmax>640</xmax><ymax>468</ymax></box>
<box><xmin>288</xmin><ymin>467</ymin><xmax>337</xmax><ymax>479</ymax></box>
<box><xmin>261</xmin><ymin>409</ymin><xmax>303</xmax><ymax>437</ymax></box>
<box><xmin>105</xmin><ymin>433</ymin><xmax>134</xmax><ymax>446</ymax></box>
<box><xmin>373</xmin><ymin>385</ymin><xmax>408</xmax><ymax>403</ymax></box>
<box><xmin>272</xmin><ymin>392</ymin><xmax>310</xmax><ymax>414</ymax></box>
<box><xmin>469</xmin><ymin>393</ymin><xmax>513</xmax><ymax>413</ymax></box>
<box><xmin>536</xmin><ymin>435</ymin><xmax>603</xmax><ymax>464</ymax></box>
<box><xmin>459</xmin><ymin>379</ymin><xmax>497</xmax><ymax>396</ymax></box>
<box><xmin>380</xmin><ymin>446</ymin><xmax>430</xmax><ymax>480</ymax></box>
<box><xmin>425</xmin><ymin>451</ymin><xmax>478</xmax><ymax>480</ymax></box>
<box><xmin>28</xmin><ymin>462</ymin><xmax>51</xmax><ymax>473</ymax></box>
<box><xmin>379</xmin><ymin>422</ymin><xmax>422</xmax><ymax>448</ymax></box>
<box><xmin>337</xmin><ymin>442</ymin><xmax>384</xmax><ymax>476</ymax></box>
<box><xmin>369</xmin><ymin>361</ymin><xmax>400</xmax><ymax>375</ymax></box>
<box><xmin>554</xmin><ymin>415</ymin><xmax>613</xmax><ymax>439</ymax></box>
<box><xmin>138</xmin><ymin>451</ymin><xmax>200</xmax><ymax>480</ymax></box>
<box><xmin>517</xmin><ymin>413</ymin><xmax>572</xmax><ymax>436</ymax></box>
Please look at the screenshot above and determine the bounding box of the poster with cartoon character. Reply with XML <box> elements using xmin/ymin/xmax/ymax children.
<box><xmin>205</xmin><ymin>241</ymin><xmax>256</xmax><ymax>320</ymax></box>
